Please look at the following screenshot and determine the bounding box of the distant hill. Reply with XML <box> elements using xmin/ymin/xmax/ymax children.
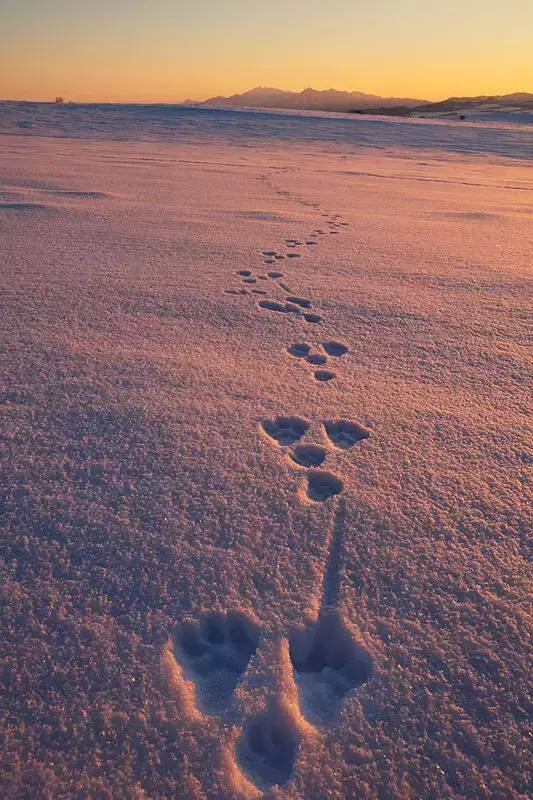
<box><xmin>194</xmin><ymin>86</ymin><xmax>427</xmax><ymax>113</ymax></box>
<box><xmin>352</xmin><ymin>92</ymin><xmax>533</xmax><ymax>119</ymax></box>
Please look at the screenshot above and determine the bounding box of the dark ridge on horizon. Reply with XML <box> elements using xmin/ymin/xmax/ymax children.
<box><xmin>192</xmin><ymin>85</ymin><xmax>427</xmax><ymax>112</ymax></box>
<box><xmin>186</xmin><ymin>86</ymin><xmax>533</xmax><ymax>116</ymax></box>
<box><xmin>352</xmin><ymin>91</ymin><xmax>533</xmax><ymax>118</ymax></box>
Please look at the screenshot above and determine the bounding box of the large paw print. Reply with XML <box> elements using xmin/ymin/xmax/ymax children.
<box><xmin>289</xmin><ymin>610</ymin><xmax>372</xmax><ymax>726</ymax></box>
<box><xmin>236</xmin><ymin>702</ymin><xmax>301</xmax><ymax>789</ymax></box>
<box><xmin>261</xmin><ymin>415</ymin><xmax>310</xmax><ymax>446</ymax></box>
<box><xmin>172</xmin><ymin>611</ymin><xmax>260</xmax><ymax>714</ymax></box>
<box><xmin>324</xmin><ymin>419</ymin><xmax>370</xmax><ymax>448</ymax></box>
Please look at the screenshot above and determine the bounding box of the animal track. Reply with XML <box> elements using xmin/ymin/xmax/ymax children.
<box><xmin>305</xmin><ymin>470</ymin><xmax>343</xmax><ymax>502</ymax></box>
<box><xmin>288</xmin><ymin>343</ymin><xmax>311</xmax><ymax>358</ymax></box>
<box><xmin>262</xmin><ymin>416</ymin><xmax>310</xmax><ymax>446</ymax></box>
<box><xmin>278</xmin><ymin>281</ymin><xmax>292</xmax><ymax>293</ymax></box>
<box><xmin>217</xmin><ymin>193</ymin><xmax>372</xmax><ymax>780</ymax></box>
<box><xmin>286</xmin><ymin>296</ymin><xmax>311</xmax><ymax>309</ymax></box>
<box><xmin>172</xmin><ymin>611</ymin><xmax>260</xmax><ymax>714</ymax></box>
<box><xmin>323</xmin><ymin>341</ymin><xmax>348</xmax><ymax>357</ymax></box>
<box><xmin>236</xmin><ymin>704</ymin><xmax>300</xmax><ymax>788</ymax></box>
<box><xmin>258</xmin><ymin>299</ymin><xmax>300</xmax><ymax>314</ymax></box>
<box><xmin>324</xmin><ymin>419</ymin><xmax>370</xmax><ymax>448</ymax></box>
<box><xmin>287</xmin><ymin>343</ymin><xmax>328</xmax><ymax>369</ymax></box>
<box><xmin>289</xmin><ymin>611</ymin><xmax>372</xmax><ymax>725</ymax></box>
<box><xmin>314</xmin><ymin>369</ymin><xmax>336</xmax><ymax>382</ymax></box>
<box><xmin>290</xmin><ymin>444</ymin><xmax>327</xmax><ymax>468</ymax></box>
<box><xmin>306</xmin><ymin>353</ymin><xmax>327</xmax><ymax>365</ymax></box>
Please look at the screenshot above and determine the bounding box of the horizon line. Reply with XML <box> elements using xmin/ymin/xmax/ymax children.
<box><xmin>1</xmin><ymin>86</ymin><xmax>531</xmax><ymax>106</ymax></box>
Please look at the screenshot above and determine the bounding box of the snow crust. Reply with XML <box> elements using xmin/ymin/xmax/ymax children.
<box><xmin>0</xmin><ymin>105</ymin><xmax>531</xmax><ymax>799</ymax></box>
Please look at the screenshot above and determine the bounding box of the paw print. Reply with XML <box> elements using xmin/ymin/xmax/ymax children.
<box><xmin>260</xmin><ymin>414</ymin><xmax>370</xmax><ymax>502</ymax></box>
<box><xmin>289</xmin><ymin>610</ymin><xmax>372</xmax><ymax>726</ymax></box>
<box><xmin>167</xmin><ymin>607</ymin><xmax>372</xmax><ymax>789</ymax></box>
<box><xmin>171</xmin><ymin>611</ymin><xmax>259</xmax><ymax>715</ymax></box>
<box><xmin>286</xmin><ymin>339</ymin><xmax>350</xmax><ymax>382</ymax></box>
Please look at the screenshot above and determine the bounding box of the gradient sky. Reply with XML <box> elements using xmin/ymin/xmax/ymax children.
<box><xmin>2</xmin><ymin>0</ymin><xmax>532</xmax><ymax>102</ymax></box>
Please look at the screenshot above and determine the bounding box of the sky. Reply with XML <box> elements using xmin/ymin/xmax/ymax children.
<box><xmin>1</xmin><ymin>0</ymin><xmax>532</xmax><ymax>103</ymax></box>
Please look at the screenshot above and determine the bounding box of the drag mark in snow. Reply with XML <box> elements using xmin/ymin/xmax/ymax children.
<box><xmin>321</xmin><ymin>496</ymin><xmax>347</xmax><ymax>608</ymax></box>
<box><xmin>288</xmin><ymin>498</ymin><xmax>373</xmax><ymax>726</ymax></box>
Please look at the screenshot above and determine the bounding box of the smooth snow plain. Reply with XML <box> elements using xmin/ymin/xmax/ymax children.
<box><xmin>0</xmin><ymin>104</ymin><xmax>531</xmax><ymax>800</ymax></box>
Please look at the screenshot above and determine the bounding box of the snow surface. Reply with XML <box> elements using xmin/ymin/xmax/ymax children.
<box><xmin>0</xmin><ymin>104</ymin><xmax>531</xmax><ymax>799</ymax></box>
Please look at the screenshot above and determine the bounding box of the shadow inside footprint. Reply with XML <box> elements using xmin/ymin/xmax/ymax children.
<box><xmin>306</xmin><ymin>353</ymin><xmax>327</xmax><ymax>365</ymax></box>
<box><xmin>289</xmin><ymin>611</ymin><xmax>372</xmax><ymax>726</ymax></box>
<box><xmin>286</xmin><ymin>296</ymin><xmax>311</xmax><ymax>309</ymax></box>
<box><xmin>306</xmin><ymin>470</ymin><xmax>343</xmax><ymax>501</ymax></box>
<box><xmin>259</xmin><ymin>299</ymin><xmax>300</xmax><ymax>315</ymax></box>
<box><xmin>172</xmin><ymin>611</ymin><xmax>260</xmax><ymax>714</ymax></box>
<box><xmin>262</xmin><ymin>415</ymin><xmax>310</xmax><ymax>446</ymax></box>
<box><xmin>324</xmin><ymin>419</ymin><xmax>370</xmax><ymax>448</ymax></box>
<box><xmin>236</xmin><ymin>705</ymin><xmax>300</xmax><ymax>789</ymax></box>
<box><xmin>314</xmin><ymin>370</ymin><xmax>336</xmax><ymax>382</ymax></box>
<box><xmin>258</xmin><ymin>299</ymin><xmax>288</xmax><ymax>313</ymax></box>
<box><xmin>290</xmin><ymin>444</ymin><xmax>327</xmax><ymax>468</ymax></box>
<box><xmin>287</xmin><ymin>343</ymin><xmax>311</xmax><ymax>358</ymax></box>
<box><xmin>237</xmin><ymin>270</ymin><xmax>252</xmax><ymax>276</ymax></box>
<box><xmin>304</xmin><ymin>313</ymin><xmax>323</xmax><ymax>324</ymax></box>
<box><xmin>323</xmin><ymin>341</ymin><xmax>348</xmax><ymax>357</ymax></box>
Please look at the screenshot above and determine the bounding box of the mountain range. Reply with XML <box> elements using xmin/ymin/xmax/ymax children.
<box><xmin>187</xmin><ymin>86</ymin><xmax>533</xmax><ymax>118</ymax></box>
<box><xmin>190</xmin><ymin>86</ymin><xmax>427</xmax><ymax>112</ymax></box>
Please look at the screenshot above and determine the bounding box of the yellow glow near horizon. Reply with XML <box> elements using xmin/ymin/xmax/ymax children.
<box><xmin>1</xmin><ymin>0</ymin><xmax>532</xmax><ymax>103</ymax></box>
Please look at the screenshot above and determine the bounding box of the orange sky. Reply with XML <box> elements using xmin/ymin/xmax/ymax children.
<box><xmin>1</xmin><ymin>0</ymin><xmax>532</xmax><ymax>102</ymax></box>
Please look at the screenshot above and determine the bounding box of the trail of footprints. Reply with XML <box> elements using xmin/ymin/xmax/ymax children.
<box><xmin>224</xmin><ymin>211</ymin><xmax>350</xmax><ymax>381</ymax></box>
<box><xmin>168</xmin><ymin>190</ymin><xmax>373</xmax><ymax>790</ymax></box>
<box><xmin>168</xmin><ymin>414</ymin><xmax>372</xmax><ymax>789</ymax></box>
<box><xmin>261</xmin><ymin>415</ymin><xmax>369</xmax><ymax>502</ymax></box>
<box><xmin>170</xmin><ymin>601</ymin><xmax>372</xmax><ymax>788</ymax></box>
